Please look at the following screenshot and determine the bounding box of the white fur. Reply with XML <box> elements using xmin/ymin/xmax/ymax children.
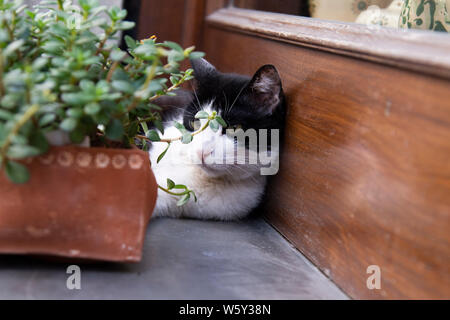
<box><xmin>149</xmin><ymin>104</ymin><xmax>267</xmax><ymax>221</ymax></box>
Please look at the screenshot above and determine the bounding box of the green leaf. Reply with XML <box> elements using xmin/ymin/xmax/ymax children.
<box><xmin>146</xmin><ymin>130</ymin><xmax>161</xmax><ymax>142</ymax></box>
<box><xmin>170</xmin><ymin>76</ymin><xmax>178</xmax><ymax>86</ymax></box>
<box><xmin>112</xmin><ymin>80</ymin><xmax>135</xmax><ymax>94</ymax></box>
<box><xmin>29</xmin><ymin>131</ymin><xmax>49</xmax><ymax>154</ymax></box>
<box><xmin>62</xmin><ymin>92</ymin><xmax>92</xmax><ymax>105</ymax></box>
<box><xmin>0</xmin><ymin>110</ymin><xmax>13</xmax><ymax>120</ymax></box>
<box><xmin>195</xmin><ymin>111</ymin><xmax>209</xmax><ymax>119</ymax></box>
<box><xmin>154</xmin><ymin>119</ymin><xmax>164</xmax><ymax>135</ymax></box>
<box><xmin>177</xmin><ymin>193</ymin><xmax>190</xmax><ymax>206</ymax></box>
<box><xmin>209</xmin><ymin>119</ymin><xmax>219</xmax><ymax>132</ymax></box>
<box><xmin>173</xmin><ymin>121</ymin><xmax>185</xmax><ymax>131</ymax></box>
<box><xmin>189</xmin><ymin>52</ymin><xmax>205</xmax><ymax>60</ymax></box>
<box><xmin>110</xmin><ymin>49</ymin><xmax>127</xmax><ymax>61</ymax></box>
<box><xmin>140</xmin><ymin>119</ymin><xmax>149</xmax><ymax>133</ymax></box>
<box><xmin>4</xmin><ymin>40</ymin><xmax>24</xmax><ymax>57</ymax></box>
<box><xmin>173</xmin><ymin>184</ymin><xmax>187</xmax><ymax>190</ymax></box>
<box><xmin>80</xmin><ymin>80</ymin><xmax>96</xmax><ymax>93</ymax></box>
<box><xmin>70</xmin><ymin>127</ymin><xmax>86</xmax><ymax>144</ymax></box>
<box><xmin>1</xmin><ymin>94</ymin><xmax>19</xmax><ymax>109</ymax></box>
<box><xmin>116</xmin><ymin>21</ymin><xmax>135</xmax><ymax>30</ymax></box>
<box><xmin>181</xmin><ymin>132</ymin><xmax>193</xmax><ymax>144</ymax></box>
<box><xmin>127</xmin><ymin>121</ymin><xmax>139</xmax><ymax>138</ymax></box>
<box><xmin>124</xmin><ymin>35</ymin><xmax>137</xmax><ymax>49</ymax></box>
<box><xmin>67</xmin><ymin>108</ymin><xmax>83</xmax><ymax>119</ymax></box>
<box><xmin>7</xmin><ymin>145</ymin><xmax>40</xmax><ymax>159</ymax></box>
<box><xmin>60</xmin><ymin>118</ymin><xmax>78</xmax><ymax>132</ymax></box>
<box><xmin>105</xmin><ymin>118</ymin><xmax>124</xmax><ymax>141</ymax></box>
<box><xmin>157</xmin><ymin>143</ymin><xmax>170</xmax><ymax>163</ymax></box>
<box><xmin>84</xmin><ymin>102</ymin><xmax>101</xmax><ymax>115</ymax></box>
<box><xmin>39</xmin><ymin>114</ymin><xmax>56</xmax><ymax>126</ymax></box>
<box><xmin>5</xmin><ymin>161</ymin><xmax>30</xmax><ymax>184</ymax></box>
<box><xmin>167</xmin><ymin>178</ymin><xmax>175</xmax><ymax>190</ymax></box>
<box><xmin>42</xmin><ymin>41</ymin><xmax>63</xmax><ymax>54</ymax></box>
<box><xmin>168</xmin><ymin>50</ymin><xmax>185</xmax><ymax>62</ymax></box>
<box><xmin>32</xmin><ymin>57</ymin><xmax>49</xmax><ymax>70</ymax></box>
<box><xmin>215</xmin><ymin>115</ymin><xmax>227</xmax><ymax>128</ymax></box>
<box><xmin>164</xmin><ymin>41</ymin><xmax>184</xmax><ymax>53</ymax></box>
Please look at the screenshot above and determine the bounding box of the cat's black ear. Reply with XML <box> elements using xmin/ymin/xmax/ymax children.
<box><xmin>246</xmin><ymin>65</ymin><xmax>282</xmax><ymax>115</ymax></box>
<box><xmin>190</xmin><ymin>58</ymin><xmax>218</xmax><ymax>83</ymax></box>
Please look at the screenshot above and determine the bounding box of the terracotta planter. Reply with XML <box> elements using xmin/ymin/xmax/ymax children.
<box><xmin>0</xmin><ymin>146</ymin><xmax>157</xmax><ymax>262</ymax></box>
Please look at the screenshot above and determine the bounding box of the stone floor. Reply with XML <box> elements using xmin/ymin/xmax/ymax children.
<box><xmin>0</xmin><ymin>218</ymin><xmax>347</xmax><ymax>299</ymax></box>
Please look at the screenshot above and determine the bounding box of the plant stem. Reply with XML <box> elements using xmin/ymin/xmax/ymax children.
<box><xmin>0</xmin><ymin>105</ymin><xmax>40</xmax><ymax>169</ymax></box>
<box><xmin>106</xmin><ymin>61</ymin><xmax>120</xmax><ymax>82</ymax></box>
<box><xmin>95</xmin><ymin>35</ymin><xmax>108</xmax><ymax>57</ymax></box>
<box><xmin>125</xmin><ymin>63</ymin><xmax>190</xmax><ymax>114</ymax></box>
<box><xmin>4</xmin><ymin>18</ymin><xmax>14</xmax><ymax>41</ymax></box>
<box><xmin>125</xmin><ymin>115</ymin><xmax>157</xmax><ymax>128</ymax></box>
<box><xmin>149</xmin><ymin>81</ymin><xmax>181</xmax><ymax>103</ymax></box>
<box><xmin>0</xmin><ymin>49</ymin><xmax>4</xmax><ymax>96</ymax></box>
<box><xmin>158</xmin><ymin>184</ymin><xmax>190</xmax><ymax>196</ymax></box>
<box><xmin>106</xmin><ymin>51</ymin><xmax>129</xmax><ymax>82</ymax></box>
<box><xmin>137</xmin><ymin>119</ymin><xmax>211</xmax><ymax>143</ymax></box>
<box><xmin>124</xmin><ymin>59</ymin><xmax>158</xmax><ymax>113</ymax></box>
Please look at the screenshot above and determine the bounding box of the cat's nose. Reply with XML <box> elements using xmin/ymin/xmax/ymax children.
<box><xmin>197</xmin><ymin>149</ymin><xmax>213</xmax><ymax>162</ymax></box>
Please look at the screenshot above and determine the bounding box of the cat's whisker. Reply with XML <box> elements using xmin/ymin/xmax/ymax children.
<box><xmin>227</xmin><ymin>83</ymin><xmax>247</xmax><ymax>116</ymax></box>
<box><xmin>167</xmin><ymin>106</ymin><xmax>196</xmax><ymax>116</ymax></box>
<box><xmin>226</xmin><ymin>165</ymin><xmax>259</xmax><ymax>184</ymax></box>
<box><xmin>223</xmin><ymin>90</ymin><xmax>231</xmax><ymax>115</ymax></box>
<box><xmin>190</xmin><ymin>82</ymin><xmax>202</xmax><ymax>112</ymax></box>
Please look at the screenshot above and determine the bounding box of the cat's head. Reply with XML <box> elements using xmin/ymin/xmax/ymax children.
<box><xmin>183</xmin><ymin>58</ymin><xmax>286</xmax><ymax>178</ymax></box>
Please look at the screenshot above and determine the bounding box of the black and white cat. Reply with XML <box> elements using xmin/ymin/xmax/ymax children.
<box><xmin>150</xmin><ymin>59</ymin><xmax>286</xmax><ymax>220</ymax></box>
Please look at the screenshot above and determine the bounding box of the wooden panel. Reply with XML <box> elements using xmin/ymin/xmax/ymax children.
<box><xmin>208</xmin><ymin>8</ymin><xmax>450</xmax><ymax>79</ymax></box>
<box><xmin>137</xmin><ymin>0</ymin><xmax>185</xmax><ymax>42</ymax></box>
<box><xmin>180</xmin><ymin>0</ymin><xmax>207</xmax><ymax>47</ymax></box>
<box><xmin>203</xmin><ymin>26</ymin><xmax>450</xmax><ymax>299</ymax></box>
<box><xmin>136</xmin><ymin>0</ymin><xmax>210</xmax><ymax>48</ymax></box>
<box><xmin>206</xmin><ymin>0</ymin><xmax>229</xmax><ymax>15</ymax></box>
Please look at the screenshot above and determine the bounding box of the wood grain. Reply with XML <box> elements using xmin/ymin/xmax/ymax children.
<box><xmin>203</xmin><ymin>26</ymin><xmax>450</xmax><ymax>299</ymax></box>
<box><xmin>137</xmin><ymin>0</ymin><xmax>186</xmax><ymax>42</ymax></box>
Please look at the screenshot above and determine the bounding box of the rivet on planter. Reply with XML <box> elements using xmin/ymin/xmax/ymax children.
<box><xmin>76</xmin><ymin>152</ymin><xmax>92</xmax><ymax>168</ymax></box>
<box><xmin>57</xmin><ymin>151</ymin><xmax>74</xmax><ymax>167</ymax></box>
<box><xmin>112</xmin><ymin>154</ymin><xmax>127</xmax><ymax>169</ymax></box>
<box><xmin>39</xmin><ymin>154</ymin><xmax>54</xmax><ymax>165</ymax></box>
<box><xmin>95</xmin><ymin>153</ymin><xmax>110</xmax><ymax>168</ymax></box>
<box><xmin>129</xmin><ymin>154</ymin><xmax>144</xmax><ymax>170</ymax></box>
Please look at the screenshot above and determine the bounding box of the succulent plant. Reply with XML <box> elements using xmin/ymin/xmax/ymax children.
<box><xmin>0</xmin><ymin>0</ymin><xmax>204</xmax><ymax>184</ymax></box>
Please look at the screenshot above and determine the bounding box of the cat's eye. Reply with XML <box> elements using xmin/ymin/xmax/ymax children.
<box><xmin>190</xmin><ymin>120</ymin><xmax>201</xmax><ymax>131</ymax></box>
